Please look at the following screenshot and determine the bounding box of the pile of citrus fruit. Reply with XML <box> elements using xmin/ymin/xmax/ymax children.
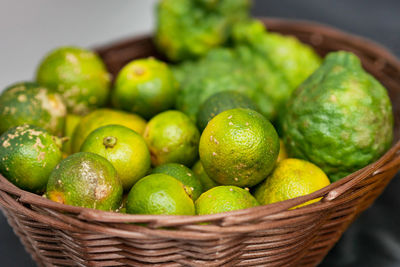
<box><xmin>0</xmin><ymin>1</ymin><xmax>393</xmax><ymax>216</ymax></box>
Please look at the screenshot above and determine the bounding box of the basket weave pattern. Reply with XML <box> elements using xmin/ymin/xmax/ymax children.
<box><xmin>1</xmin><ymin>18</ymin><xmax>400</xmax><ymax>267</ymax></box>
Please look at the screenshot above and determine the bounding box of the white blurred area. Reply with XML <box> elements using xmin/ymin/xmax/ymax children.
<box><xmin>0</xmin><ymin>0</ymin><xmax>157</xmax><ymax>90</ymax></box>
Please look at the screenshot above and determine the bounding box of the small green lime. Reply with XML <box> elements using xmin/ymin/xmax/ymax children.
<box><xmin>199</xmin><ymin>108</ymin><xmax>279</xmax><ymax>187</ymax></box>
<box><xmin>112</xmin><ymin>57</ymin><xmax>178</xmax><ymax>119</ymax></box>
<box><xmin>0</xmin><ymin>125</ymin><xmax>62</xmax><ymax>193</ymax></box>
<box><xmin>46</xmin><ymin>152</ymin><xmax>123</xmax><ymax>211</ymax></box>
<box><xmin>0</xmin><ymin>82</ymin><xmax>66</xmax><ymax>136</ymax></box>
<box><xmin>192</xmin><ymin>160</ymin><xmax>219</xmax><ymax>191</ymax></box>
<box><xmin>143</xmin><ymin>110</ymin><xmax>200</xmax><ymax>167</ymax></box>
<box><xmin>195</xmin><ymin>186</ymin><xmax>259</xmax><ymax>215</ymax></box>
<box><xmin>126</xmin><ymin>174</ymin><xmax>195</xmax><ymax>215</ymax></box>
<box><xmin>81</xmin><ymin>125</ymin><xmax>151</xmax><ymax>191</ymax></box>
<box><xmin>36</xmin><ymin>46</ymin><xmax>110</xmax><ymax>115</ymax></box>
<box><xmin>152</xmin><ymin>163</ymin><xmax>203</xmax><ymax>200</ymax></box>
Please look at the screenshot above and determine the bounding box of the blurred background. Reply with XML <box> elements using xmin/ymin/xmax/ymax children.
<box><xmin>0</xmin><ymin>0</ymin><xmax>399</xmax><ymax>266</ymax></box>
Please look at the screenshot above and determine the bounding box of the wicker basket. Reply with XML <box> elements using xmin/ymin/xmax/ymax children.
<box><xmin>1</xmin><ymin>18</ymin><xmax>400</xmax><ymax>267</ymax></box>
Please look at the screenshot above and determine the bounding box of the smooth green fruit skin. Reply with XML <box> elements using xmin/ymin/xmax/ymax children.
<box><xmin>46</xmin><ymin>152</ymin><xmax>123</xmax><ymax>211</ymax></box>
<box><xmin>282</xmin><ymin>51</ymin><xmax>394</xmax><ymax>182</ymax></box>
<box><xmin>62</xmin><ymin>114</ymin><xmax>82</xmax><ymax>154</ymax></box>
<box><xmin>192</xmin><ymin>160</ymin><xmax>219</xmax><ymax>191</ymax></box>
<box><xmin>144</xmin><ymin>111</ymin><xmax>200</xmax><ymax>167</ymax></box>
<box><xmin>199</xmin><ymin>108</ymin><xmax>280</xmax><ymax>187</ymax></box>
<box><xmin>197</xmin><ymin>90</ymin><xmax>258</xmax><ymax>131</ymax></box>
<box><xmin>0</xmin><ymin>125</ymin><xmax>62</xmax><ymax>193</ymax></box>
<box><xmin>0</xmin><ymin>82</ymin><xmax>66</xmax><ymax>136</ymax></box>
<box><xmin>112</xmin><ymin>58</ymin><xmax>178</xmax><ymax>119</ymax></box>
<box><xmin>152</xmin><ymin>163</ymin><xmax>203</xmax><ymax>200</ymax></box>
<box><xmin>36</xmin><ymin>46</ymin><xmax>110</xmax><ymax>115</ymax></box>
<box><xmin>126</xmin><ymin>174</ymin><xmax>195</xmax><ymax>215</ymax></box>
<box><xmin>195</xmin><ymin>186</ymin><xmax>259</xmax><ymax>215</ymax></box>
<box><xmin>71</xmin><ymin>108</ymin><xmax>146</xmax><ymax>153</ymax></box>
<box><xmin>80</xmin><ymin>125</ymin><xmax>151</xmax><ymax>191</ymax></box>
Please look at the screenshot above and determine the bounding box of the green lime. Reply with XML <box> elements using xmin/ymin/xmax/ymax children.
<box><xmin>199</xmin><ymin>108</ymin><xmax>279</xmax><ymax>187</ymax></box>
<box><xmin>112</xmin><ymin>57</ymin><xmax>178</xmax><ymax>119</ymax></box>
<box><xmin>143</xmin><ymin>110</ymin><xmax>200</xmax><ymax>167</ymax></box>
<box><xmin>282</xmin><ymin>51</ymin><xmax>393</xmax><ymax>181</ymax></box>
<box><xmin>0</xmin><ymin>82</ymin><xmax>66</xmax><ymax>136</ymax></box>
<box><xmin>71</xmin><ymin>108</ymin><xmax>146</xmax><ymax>153</ymax></box>
<box><xmin>46</xmin><ymin>152</ymin><xmax>123</xmax><ymax>211</ymax></box>
<box><xmin>195</xmin><ymin>186</ymin><xmax>259</xmax><ymax>215</ymax></box>
<box><xmin>254</xmin><ymin>158</ymin><xmax>330</xmax><ymax>207</ymax></box>
<box><xmin>126</xmin><ymin>174</ymin><xmax>195</xmax><ymax>215</ymax></box>
<box><xmin>36</xmin><ymin>46</ymin><xmax>110</xmax><ymax>115</ymax></box>
<box><xmin>62</xmin><ymin>114</ymin><xmax>82</xmax><ymax>154</ymax></box>
<box><xmin>151</xmin><ymin>163</ymin><xmax>203</xmax><ymax>200</ymax></box>
<box><xmin>81</xmin><ymin>125</ymin><xmax>151</xmax><ymax>191</ymax></box>
<box><xmin>0</xmin><ymin>124</ymin><xmax>62</xmax><ymax>193</ymax></box>
<box><xmin>192</xmin><ymin>160</ymin><xmax>219</xmax><ymax>191</ymax></box>
<box><xmin>197</xmin><ymin>91</ymin><xmax>258</xmax><ymax>131</ymax></box>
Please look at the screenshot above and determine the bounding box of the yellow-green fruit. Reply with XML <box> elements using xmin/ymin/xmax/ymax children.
<box><xmin>71</xmin><ymin>108</ymin><xmax>146</xmax><ymax>153</ymax></box>
<box><xmin>0</xmin><ymin>82</ymin><xmax>66</xmax><ymax>136</ymax></box>
<box><xmin>112</xmin><ymin>57</ymin><xmax>178</xmax><ymax>119</ymax></box>
<box><xmin>126</xmin><ymin>174</ymin><xmax>195</xmax><ymax>215</ymax></box>
<box><xmin>0</xmin><ymin>124</ymin><xmax>62</xmax><ymax>193</ymax></box>
<box><xmin>36</xmin><ymin>46</ymin><xmax>111</xmax><ymax>115</ymax></box>
<box><xmin>152</xmin><ymin>163</ymin><xmax>203</xmax><ymax>200</ymax></box>
<box><xmin>46</xmin><ymin>152</ymin><xmax>123</xmax><ymax>211</ymax></box>
<box><xmin>195</xmin><ymin>186</ymin><xmax>259</xmax><ymax>215</ymax></box>
<box><xmin>62</xmin><ymin>114</ymin><xmax>82</xmax><ymax>154</ymax></box>
<box><xmin>199</xmin><ymin>108</ymin><xmax>279</xmax><ymax>187</ymax></box>
<box><xmin>192</xmin><ymin>160</ymin><xmax>219</xmax><ymax>191</ymax></box>
<box><xmin>81</xmin><ymin>125</ymin><xmax>151</xmax><ymax>191</ymax></box>
<box><xmin>143</xmin><ymin>110</ymin><xmax>200</xmax><ymax>167</ymax></box>
<box><xmin>277</xmin><ymin>139</ymin><xmax>288</xmax><ymax>163</ymax></box>
<box><xmin>254</xmin><ymin>158</ymin><xmax>330</xmax><ymax>207</ymax></box>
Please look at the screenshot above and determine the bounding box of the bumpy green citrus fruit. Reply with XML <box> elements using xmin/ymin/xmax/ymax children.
<box><xmin>126</xmin><ymin>174</ymin><xmax>195</xmax><ymax>215</ymax></box>
<box><xmin>152</xmin><ymin>163</ymin><xmax>203</xmax><ymax>200</ymax></box>
<box><xmin>71</xmin><ymin>108</ymin><xmax>146</xmax><ymax>152</ymax></box>
<box><xmin>254</xmin><ymin>158</ymin><xmax>330</xmax><ymax>207</ymax></box>
<box><xmin>0</xmin><ymin>82</ymin><xmax>66</xmax><ymax>136</ymax></box>
<box><xmin>81</xmin><ymin>125</ymin><xmax>151</xmax><ymax>191</ymax></box>
<box><xmin>143</xmin><ymin>110</ymin><xmax>200</xmax><ymax>167</ymax></box>
<box><xmin>0</xmin><ymin>125</ymin><xmax>62</xmax><ymax>193</ymax></box>
<box><xmin>46</xmin><ymin>152</ymin><xmax>123</xmax><ymax>211</ymax></box>
<box><xmin>112</xmin><ymin>57</ymin><xmax>178</xmax><ymax>119</ymax></box>
<box><xmin>36</xmin><ymin>46</ymin><xmax>110</xmax><ymax>115</ymax></box>
<box><xmin>197</xmin><ymin>90</ymin><xmax>258</xmax><ymax>131</ymax></box>
<box><xmin>195</xmin><ymin>186</ymin><xmax>259</xmax><ymax>215</ymax></box>
<box><xmin>282</xmin><ymin>51</ymin><xmax>393</xmax><ymax>182</ymax></box>
<box><xmin>192</xmin><ymin>160</ymin><xmax>219</xmax><ymax>191</ymax></box>
<box><xmin>62</xmin><ymin>114</ymin><xmax>82</xmax><ymax>154</ymax></box>
<box><xmin>199</xmin><ymin>108</ymin><xmax>279</xmax><ymax>187</ymax></box>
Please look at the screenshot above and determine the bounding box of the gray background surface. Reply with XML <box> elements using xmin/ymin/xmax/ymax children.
<box><xmin>1</xmin><ymin>1</ymin><xmax>399</xmax><ymax>266</ymax></box>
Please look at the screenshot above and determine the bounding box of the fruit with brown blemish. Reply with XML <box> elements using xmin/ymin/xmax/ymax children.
<box><xmin>36</xmin><ymin>46</ymin><xmax>111</xmax><ymax>115</ymax></box>
<box><xmin>0</xmin><ymin>82</ymin><xmax>66</xmax><ymax>136</ymax></box>
<box><xmin>46</xmin><ymin>152</ymin><xmax>123</xmax><ymax>211</ymax></box>
<box><xmin>0</xmin><ymin>124</ymin><xmax>63</xmax><ymax>193</ymax></box>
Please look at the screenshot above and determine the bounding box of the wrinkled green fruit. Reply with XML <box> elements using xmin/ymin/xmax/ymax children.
<box><xmin>155</xmin><ymin>0</ymin><xmax>250</xmax><ymax>61</ymax></box>
<box><xmin>282</xmin><ymin>51</ymin><xmax>393</xmax><ymax>182</ymax></box>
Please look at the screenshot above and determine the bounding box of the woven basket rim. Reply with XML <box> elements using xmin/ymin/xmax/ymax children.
<box><xmin>1</xmin><ymin>17</ymin><xmax>400</xmax><ymax>225</ymax></box>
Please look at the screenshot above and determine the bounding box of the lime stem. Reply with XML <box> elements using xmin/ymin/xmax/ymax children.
<box><xmin>103</xmin><ymin>136</ymin><xmax>117</xmax><ymax>148</ymax></box>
